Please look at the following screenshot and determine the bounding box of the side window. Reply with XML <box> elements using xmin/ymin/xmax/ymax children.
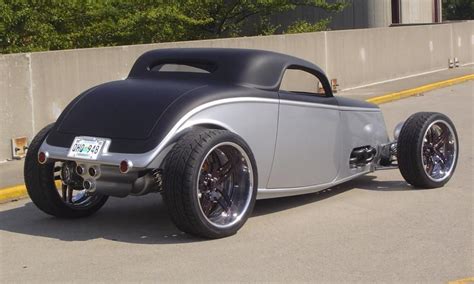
<box><xmin>279</xmin><ymin>68</ymin><xmax>326</xmax><ymax>96</ymax></box>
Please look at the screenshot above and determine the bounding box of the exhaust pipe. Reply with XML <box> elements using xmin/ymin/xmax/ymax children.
<box><xmin>83</xmin><ymin>180</ymin><xmax>95</xmax><ymax>192</ymax></box>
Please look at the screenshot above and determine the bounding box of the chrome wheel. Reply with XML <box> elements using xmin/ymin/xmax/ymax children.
<box><xmin>53</xmin><ymin>161</ymin><xmax>103</xmax><ymax>208</ymax></box>
<box><xmin>197</xmin><ymin>142</ymin><xmax>254</xmax><ymax>229</ymax></box>
<box><xmin>421</xmin><ymin>120</ymin><xmax>457</xmax><ymax>182</ymax></box>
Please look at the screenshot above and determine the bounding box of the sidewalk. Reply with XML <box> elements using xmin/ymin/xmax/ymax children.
<box><xmin>338</xmin><ymin>66</ymin><xmax>473</xmax><ymax>100</ymax></box>
<box><xmin>0</xmin><ymin>66</ymin><xmax>473</xmax><ymax>191</ymax></box>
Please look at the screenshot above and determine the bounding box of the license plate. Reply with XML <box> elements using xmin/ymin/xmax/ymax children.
<box><xmin>67</xmin><ymin>137</ymin><xmax>106</xmax><ymax>160</ymax></box>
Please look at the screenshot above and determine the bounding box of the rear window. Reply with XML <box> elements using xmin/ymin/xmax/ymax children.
<box><xmin>280</xmin><ymin>68</ymin><xmax>326</xmax><ymax>96</ymax></box>
<box><xmin>149</xmin><ymin>63</ymin><xmax>216</xmax><ymax>74</ymax></box>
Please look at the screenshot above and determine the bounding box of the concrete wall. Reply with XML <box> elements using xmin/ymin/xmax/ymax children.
<box><xmin>0</xmin><ymin>21</ymin><xmax>473</xmax><ymax>161</ymax></box>
<box><xmin>326</xmin><ymin>23</ymin><xmax>458</xmax><ymax>87</ymax></box>
<box><xmin>0</xmin><ymin>54</ymin><xmax>34</xmax><ymax>160</ymax></box>
<box><xmin>451</xmin><ymin>21</ymin><xmax>474</xmax><ymax>65</ymax></box>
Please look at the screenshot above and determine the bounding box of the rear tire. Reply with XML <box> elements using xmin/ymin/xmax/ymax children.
<box><xmin>397</xmin><ymin>112</ymin><xmax>458</xmax><ymax>188</ymax></box>
<box><xmin>163</xmin><ymin>129</ymin><xmax>258</xmax><ymax>239</ymax></box>
<box><xmin>24</xmin><ymin>124</ymin><xmax>108</xmax><ymax>218</ymax></box>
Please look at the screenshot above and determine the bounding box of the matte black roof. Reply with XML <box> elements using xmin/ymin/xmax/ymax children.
<box><xmin>128</xmin><ymin>48</ymin><xmax>329</xmax><ymax>91</ymax></box>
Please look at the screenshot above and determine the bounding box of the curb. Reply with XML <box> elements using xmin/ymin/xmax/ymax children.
<box><xmin>0</xmin><ymin>73</ymin><xmax>473</xmax><ymax>203</ymax></box>
<box><xmin>0</xmin><ymin>184</ymin><xmax>27</xmax><ymax>203</ymax></box>
<box><xmin>0</xmin><ymin>181</ymin><xmax>63</xmax><ymax>203</ymax></box>
<box><xmin>367</xmin><ymin>74</ymin><xmax>474</xmax><ymax>105</ymax></box>
<box><xmin>448</xmin><ymin>277</ymin><xmax>474</xmax><ymax>284</ymax></box>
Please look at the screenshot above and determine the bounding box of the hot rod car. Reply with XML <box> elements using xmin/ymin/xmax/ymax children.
<box><xmin>25</xmin><ymin>48</ymin><xmax>458</xmax><ymax>238</ymax></box>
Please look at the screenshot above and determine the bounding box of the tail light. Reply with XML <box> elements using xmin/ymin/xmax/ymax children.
<box><xmin>38</xmin><ymin>152</ymin><xmax>48</xmax><ymax>164</ymax></box>
<box><xmin>119</xmin><ymin>160</ymin><xmax>132</xmax><ymax>174</ymax></box>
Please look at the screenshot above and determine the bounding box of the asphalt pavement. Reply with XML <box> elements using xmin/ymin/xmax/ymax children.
<box><xmin>0</xmin><ymin>81</ymin><xmax>472</xmax><ymax>283</ymax></box>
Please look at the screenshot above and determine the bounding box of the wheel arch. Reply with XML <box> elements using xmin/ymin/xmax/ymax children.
<box><xmin>148</xmin><ymin>122</ymin><xmax>239</xmax><ymax>169</ymax></box>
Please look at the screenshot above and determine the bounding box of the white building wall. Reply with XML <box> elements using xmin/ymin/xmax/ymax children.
<box><xmin>367</xmin><ymin>0</ymin><xmax>392</xmax><ymax>27</ymax></box>
<box><xmin>401</xmin><ymin>0</ymin><xmax>434</xmax><ymax>24</ymax></box>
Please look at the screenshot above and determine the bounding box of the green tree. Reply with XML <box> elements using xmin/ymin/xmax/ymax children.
<box><xmin>443</xmin><ymin>0</ymin><xmax>474</xmax><ymax>20</ymax></box>
<box><xmin>0</xmin><ymin>0</ymin><xmax>348</xmax><ymax>54</ymax></box>
<box><xmin>178</xmin><ymin>0</ymin><xmax>347</xmax><ymax>37</ymax></box>
<box><xmin>285</xmin><ymin>18</ymin><xmax>331</xmax><ymax>34</ymax></box>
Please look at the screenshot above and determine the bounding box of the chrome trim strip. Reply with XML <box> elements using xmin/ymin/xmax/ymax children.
<box><xmin>279</xmin><ymin>99</ymin><xmax>380</xmax><ymax>112</ymax></box>
<box><xmin>39</xmin><ymin>97</ymin><xmax>378</xmax><ymax>168</ymax></box>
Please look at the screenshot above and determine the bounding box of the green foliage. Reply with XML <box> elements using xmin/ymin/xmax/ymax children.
<box><xmin>285</xmin><ymin>18</ymin><xmax>330</xmax><ymax>34</ymax></box>
<box><xmin>443</xmin><ymin>0</ymin><xmax>474</xmax><ymax>20</ymax></box>
<box><xmin>0</xmin><ymin>0</ymin><xmax>349</xmax><ymax>54</ymax></box>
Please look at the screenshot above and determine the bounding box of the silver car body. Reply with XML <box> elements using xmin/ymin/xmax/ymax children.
<box><xmin>40</xmin><ymin>96</ymin><xmax>390</xmax><ymax>199</ymax></box>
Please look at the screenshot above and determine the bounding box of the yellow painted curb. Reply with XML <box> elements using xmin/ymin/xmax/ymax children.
<box><xmin>367</xmin><ymin>74</ymin><xmax>474</xmax><ymax>105</ymax></box>
<box><xmin>0</xmin><ymin>180</ymin><xmax>62</xmax><ymax>202</ymax></box>
<box><xmin>0</xmin><ymin>184</ymin><xmax>27</xmax><ymax>202</ymax></box>
<box><xmin>449</xmin><ymin>277</ymin><xmax>474</xmax><ymax>284</ymax></box>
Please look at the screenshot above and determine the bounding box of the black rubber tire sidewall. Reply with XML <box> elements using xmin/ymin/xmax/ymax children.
<box><xmin>397</xmin><ymin>112</ymin><xmax>459</xmax><ymax>189</ymax></box>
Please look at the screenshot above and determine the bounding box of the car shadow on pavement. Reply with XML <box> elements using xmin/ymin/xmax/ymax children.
<box><xmin>0</xmin><ymin>175</ymin><xmax>415</xmax><ymax>244</ymax></box>
<box><xmin>253</xmin><ymin>175</ymin><xmax>416</xmax><ymax>217</ymax></box>
<box><xmin>0</xmin><ymin>195</ymin><xmax>204</xmax><ymax>245</ymax></box>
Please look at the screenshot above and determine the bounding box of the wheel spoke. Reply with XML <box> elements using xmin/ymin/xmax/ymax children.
<box><xmin>428</xmin><ymin>127</ymin><xmax>435</xmax><ymax>144</ymax></box>
<box><xmin>67</xmin><ymin>187</ymin><xmax>73</xmax><ymax>203</ymax></box>
<box><xmin>432</xmin><ymin>129</ymin><xmax>449</xmax><ymax>147</ymax></box>
<box><xmin>200</xmin><ymin>195</ymin><xmax>214</xmax><ymax>215</ymax></box>
<box><xmin>209</xmin><ymin>151</ymin><xmax>221</xmax><ymax>172</ymax></box>
<box><xmin>205</xmin><ymin>202</ymin><xmax>215</xmax><ymax>215</ymax></box>
<box><xmin>433</xmin><ymin>149</ymin><xmax>447</xmax><ymax>164</ymax></box>
<box><xmin>214</xmin><ymin>161</ymin><xmax>232</xmax><ymax>183</ymax></box>
<box><xmin>216</xmin><ymin>193</ymin><xmax>232</xmax><ymax>213</ymax></box>
<box><xmin>425</xmin><ymin>156</ymin><xmax>434</xmax><ymax>175</ymax></box>
<box><xmin>215</xmin><ymin>157</ymin><xmax>241</xmax><ymax>185</ymax></box>
<box><xmin>219</xmin><ymin>188</ymin><xmax>232</xmax><ymax>208</ymax></box>
<box><xmin>434</xmin><ymin>130</ymin><xmax>449</xmax><ymax>149</ymax></box>
<box><xmin>61</xmin><ymin>184</ymin><xmax>67</xmax><ymax>202</ymax></box>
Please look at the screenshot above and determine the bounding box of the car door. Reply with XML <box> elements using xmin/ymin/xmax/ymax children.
<box><xmin>267</xmin><ymin>67</ymin><xmax>342</xmax><ymax>189</ymax></box>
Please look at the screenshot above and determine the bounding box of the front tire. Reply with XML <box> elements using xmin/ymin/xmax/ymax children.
<box><xmin>397</xmin><ymin>112</ymin><xmax>458</xmax><ymax>188</ymax></box>
<box><xmin>163</xmin><ymin>129</ymin><xmax>258</xmax><ymax>239</ymax></box>
<box><xmin>24</xmin><ymin>124</ymin><xmax>108</xmax><ymax>218</ymax></box>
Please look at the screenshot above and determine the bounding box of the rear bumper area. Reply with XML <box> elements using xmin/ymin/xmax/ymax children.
<box><xmin>38</xmin><ymin>139</ymin><xmax>171</xmax><ymax>169</ymax></box>
<box><xmin>38</xmin><ymin>141</ymin><xmax>165</xmax><ymax>197</ymax></box>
